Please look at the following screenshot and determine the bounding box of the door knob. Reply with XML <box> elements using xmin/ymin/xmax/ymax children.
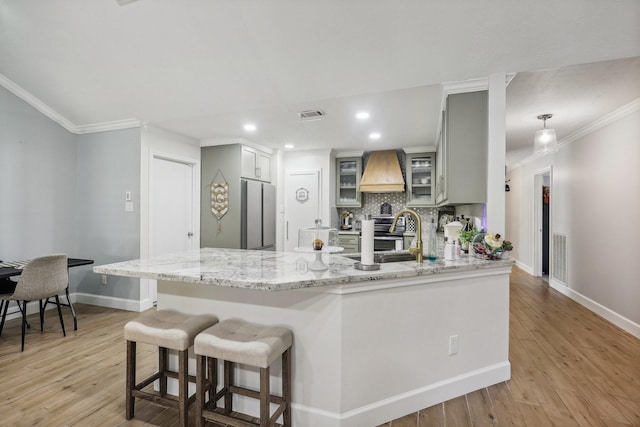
<box><xmin>187</xmin><ymin>232</ymin><xmax>194</xmax><ymax>237</ymax></box>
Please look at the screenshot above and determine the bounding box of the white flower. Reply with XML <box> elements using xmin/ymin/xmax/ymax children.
<box><xmin>484</xmin><ymin>233</ymin><xmax>504</xmax><ymax>250</ymax></box>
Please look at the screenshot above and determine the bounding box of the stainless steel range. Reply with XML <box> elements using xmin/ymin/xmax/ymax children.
<box><xmin>371</xmin><ymin>215</ymin><xmax>405</xmax><ymax>251</ymax></box>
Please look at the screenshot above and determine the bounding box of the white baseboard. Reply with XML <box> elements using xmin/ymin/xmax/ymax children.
<box><xmin>514</xmin><ymin>259</ymin><xmax>534</xmax><ymax>275</ymax></box>
<box><xmin>549</xmin><ymin>279</ymin><xmax>640</xmax><ymax>340</ymax></box>
<box><xmin>73</xmin><ymin>292</ymin><xmax>152</xmax><ymax>313</ymax></box>
<box><xmin>291</xmin><ymin>361</ymin><xmax>511</xmax><ymax>427</ymax></box>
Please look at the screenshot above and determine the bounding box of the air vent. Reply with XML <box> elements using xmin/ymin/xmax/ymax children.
<box><xmin>552</xmin><ymin>233</ymin><xmax>568</xmax><ymax>284</ymax></box>
<box><xmin>298</xmin><ymin>110</ymin><xmax>326</xmax><ymax>121</ymax></box>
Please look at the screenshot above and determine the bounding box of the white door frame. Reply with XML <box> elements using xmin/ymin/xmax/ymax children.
<box><xmin>533</xmin><ymin>166</ymin><xmax>552</xmax><ymax>277</ymax></box>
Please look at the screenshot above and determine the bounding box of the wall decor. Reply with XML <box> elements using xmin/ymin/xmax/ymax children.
<box><xmin>211</xmin><ymin>170</ymin><xmax>229</xmax><ymax>232</ymax></box>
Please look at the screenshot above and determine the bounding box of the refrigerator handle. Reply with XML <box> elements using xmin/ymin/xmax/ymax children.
<box><xmin>286</xmin><ymin>221</ymin><xmax>289</xmax><ymax>240</ymax></box>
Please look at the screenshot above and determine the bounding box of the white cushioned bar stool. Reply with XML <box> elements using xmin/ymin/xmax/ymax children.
<box><xmin>124</xmin><ymin>309</ymin><xmax>218</xmax><ymax>427</ymax></box>
<box><xmin>194</xmin><ymin>318</ymin><xmax>292</xmax><ymax>427</ymax></box>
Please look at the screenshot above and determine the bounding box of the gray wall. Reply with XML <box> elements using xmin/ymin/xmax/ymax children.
<box><xmin>76</xmin><ymin>129</ymin><xmax>141</xmax><ymax>299</ymax></box>
<box><xmin>0</xmin><ymin>85</ymin><xmax>78</xmax><ymax>273</ymax></box>
<box><xmin>1</xmin><ymin>85</ymin><xmax>141</xmax><ymax>300</ymax></box>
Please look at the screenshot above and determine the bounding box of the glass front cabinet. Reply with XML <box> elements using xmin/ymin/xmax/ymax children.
<box><xmin>406</xmin><ymin>152</ymin><xmax>435</xmax><ymax>206</ymax></box>
<box><xmin>336</xmin><ymin>157</ymin><xmax>362</xmax><ymax>207</ymax></box>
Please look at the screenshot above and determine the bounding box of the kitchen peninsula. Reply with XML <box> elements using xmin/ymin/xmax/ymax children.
<box><xmin>95</xmin><ymin>249</ymin><xmax>513</xmax><ymax>427</ymax></box>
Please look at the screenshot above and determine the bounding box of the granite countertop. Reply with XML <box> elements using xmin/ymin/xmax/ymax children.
<box><xmin>94</xmin><ymin>248</ymin><xmax>513</xmax><ymax>291</ymax></box>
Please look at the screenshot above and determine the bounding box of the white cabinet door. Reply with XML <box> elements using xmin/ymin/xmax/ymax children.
<box><xmin>241</xmin><ymin>146</ymin><xmax>258</xmax><ymax>179</ymax></box>
<box><xmin>257</xmin><ymin>152</ymin><xmax>271</xmax><ymax>182</ymax></box>
<box><xmin>241</xmin><ymin>146</ymin><xmax>271</xmax><ymax>182</ymax></box>
<box><xmin>284</xmin><ymin>170</ymin><xmax>320</xmax><ymax>252</ymax></box>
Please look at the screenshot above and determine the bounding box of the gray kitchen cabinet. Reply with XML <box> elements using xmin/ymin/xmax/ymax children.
<box><xmin>406</xmin><ymin>152</ymin><xmax>435</xmax><ymax>207</ymax></box>
<box><xmin>336</xmin><ymin>157</ymin><xmax>362</xmax><ymax>207</ymax></box>
<box><xmin>437</xmin><ymin>90</ymin><xmax>488</xmax><ymax>205</ymax></box>
<box><xmin>338</xmin><ymin>233</ymin><xmax>360</xmax><ymax>254</ymax></box>
<box><xmin>241</xmin><ymin>145</ymin><xmax>271</xmax><ymax>182</ymax></box>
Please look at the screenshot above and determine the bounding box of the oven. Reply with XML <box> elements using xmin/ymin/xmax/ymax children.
<box><xmin>372</xmin><ymin>215</ymin><xmax>405</xmax><ymax>251</ymax></box>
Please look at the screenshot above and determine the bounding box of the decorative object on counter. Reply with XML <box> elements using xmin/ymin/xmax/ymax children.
<box><xmin>313</xmin><ymin>239</ymin><xmax>324</xmax><ymax>250</ymax></box>
<box><xmin>295</xmin><ymin>219</ymin><xmax>342</xmax><ymax>271</ymax></box>
<box><xmin>340</xmin><ymin>210</ymin><xmax>354</xmax><ymax>229</ymax></box>
<box><xmin>210</xmin><ymin>170</ymin><xmax>229</xmax><ymax>233</ymax></box>
<box><xmin>437</xmin><ymin>206</ymin><xmax>456</xmax><ymax>232</ymax></box>
<box><xmin>472</xmin><ymin>233</ymin><xmax>514</xmax><ymax>260</ymax></box>
<box><xmin>444</xmin><ymin>218</ymin><xmax>463</xmax><ymax>243</ymax></box>
<box><xmin>458</xmin><ymin>225</ymin><xmax>479</xmax><ymax>253</ymax></box>
<box><xmin>360</xmin><ymin>216</ymin><xmax>376</xmax><ymax>266</ymax></box>
<box><xmin>380</xmin><ymin>202</ymin><xmax>392</xmax><ymax>215</ymax></box>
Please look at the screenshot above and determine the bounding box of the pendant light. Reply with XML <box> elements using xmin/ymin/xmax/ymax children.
<box><xmin>533</xmin><ymin>114</ymin><xmax>558</xmax><ymax>154</ymax></box>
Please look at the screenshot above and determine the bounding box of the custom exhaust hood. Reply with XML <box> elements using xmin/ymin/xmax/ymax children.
<box><xmin>359</xmin><ymin>150</ymin><xmax>405</xmax><ymax>193</ymax></box>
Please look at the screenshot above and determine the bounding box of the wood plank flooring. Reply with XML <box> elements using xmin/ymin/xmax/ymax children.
<box><xmin>0</xmin><ymin>266</ymin><xmax>638</xmax><ymax>426</ymax></box>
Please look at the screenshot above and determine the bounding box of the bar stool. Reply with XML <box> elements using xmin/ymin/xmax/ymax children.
<box><xmin>194</xmin><ymin>318</ymin><xmax>292</xmax><ymax>427</ymax></box>
<box><xmin>124</xmin><ymin>309</ymin><xmax>218</xmax><ymax>426</ymax></box>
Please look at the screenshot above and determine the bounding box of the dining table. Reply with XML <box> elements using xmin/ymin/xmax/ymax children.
<box><xmin>0</xmin><ymin>258</ymin><xmax>94</xmax><ymax>330</ymax></box>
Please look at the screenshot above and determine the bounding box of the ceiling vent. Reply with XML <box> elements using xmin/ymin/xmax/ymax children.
<box><xmin>298</xmin><ymin>110</ymin><xmax>326</xmax><ymax>121</ymax></box>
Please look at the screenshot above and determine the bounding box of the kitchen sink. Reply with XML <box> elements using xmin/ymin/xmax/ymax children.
<box><xmin>344</xmin><ymin>251</ymin><xmax>416</xmax><ymax>263</ymax></box>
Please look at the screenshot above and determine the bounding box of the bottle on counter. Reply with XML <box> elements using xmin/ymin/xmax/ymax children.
<box><xmin>427</xmin><ymin>218</ymin><xmax>438</xmax><ymax>262</ymax></box>
<box><xmin>454</xmin><ymin>239</ymin><xmax>461</xmax><ymax>259</ymax></box>
<box><xmin>444</xmin><ymin>237</ymin><xmax>454</xmax><ymax>261</ymax></box>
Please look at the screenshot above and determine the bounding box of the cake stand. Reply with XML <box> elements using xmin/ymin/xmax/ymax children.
<box><xmin>294</xmin><ymin>246</ymin><xmax>344</xmax><ymax>271</ymax></box>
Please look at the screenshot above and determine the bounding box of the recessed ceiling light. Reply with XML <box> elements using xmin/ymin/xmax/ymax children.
<box><xmin>243</xmin><ymin>123</ymin><xmax>257</xmax><ymax>132</ymax></box>
<box><xmin>369</xmin><ymin>132</ymin><xmax>381</xmax><ymax>140</ymax></box>
<box><xmin>356</xmin><ymin>111</ymin><xmax>370</xmax><ymax>120</ymax></box>
<box><xmin>284</xmin><ymin>144</ymin><xmax>294</xmax><ymax>149</ymax></box>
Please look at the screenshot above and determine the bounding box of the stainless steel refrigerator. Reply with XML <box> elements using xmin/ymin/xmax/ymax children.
<box><xmin>241</xmin><ymin>180</ymin><xmax>276</xmax><ymax>250</ymax></box>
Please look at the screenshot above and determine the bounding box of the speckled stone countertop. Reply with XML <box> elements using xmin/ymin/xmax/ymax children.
<box><xmin>94</xmin><ymin>248</ymin><xmax>513</xmax><ymax>291</ymax></box>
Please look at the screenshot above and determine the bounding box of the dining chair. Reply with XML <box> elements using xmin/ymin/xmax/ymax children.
<box><xmin>0</xmin><ymin>254</ymin><xmax>69</xmax><ymax>351</ymax></box>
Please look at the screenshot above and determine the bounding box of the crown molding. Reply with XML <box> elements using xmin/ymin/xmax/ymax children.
<box><xmin>0</xmin><ymin>73</ymin><xmax>78</xmax><ymax>133</ymax></box>
<box><xmin>75</xmin><ymin>119</ymin><xmax>141</xmax><ymax>134</ymax></box>
<box><xmin>559</xmin><ymin>97</ymin><xmax>640</xmax><ymax>146</ymax></box>
<box><xmin>509</xmin><ymin>97</ymin><xmax>640</xmax><ymax>171</ymax></box>
<box><xmin>0</xmin><ymin>72</ymin><xmax>140</xmax><ymax>135</ymax></box>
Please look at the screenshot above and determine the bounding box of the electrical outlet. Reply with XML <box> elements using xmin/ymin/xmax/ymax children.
<box><xmin>101</xmin><ymin>274</ymin><xmax>108</xmax><ymax>285</ymax></box>
<box><xmin>449</xmin><ymin>335</ymin><xmax>459</xmax><ymax>355</ymax></box>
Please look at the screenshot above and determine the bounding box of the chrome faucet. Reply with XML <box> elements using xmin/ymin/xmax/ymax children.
<box><xmin>389</xmin><ymin>209</ymin><xmax>423</xmax><ymax>264</ymax></box>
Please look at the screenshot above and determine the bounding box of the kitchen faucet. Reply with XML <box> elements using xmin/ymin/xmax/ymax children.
<box><xmin>389</xmin><ymin>209</ymin><xmax>423</xmax><ymax>264</ymax></box>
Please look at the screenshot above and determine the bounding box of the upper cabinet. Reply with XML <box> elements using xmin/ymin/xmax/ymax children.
<box><xmin>406</xmin><ymin>152</ymin><xmax>435</xmax><ymax>207</ymax></box>
<box><xmin>437</xmin><ymin>90</ymin><xmax>488</xmax><ymax>205</ymax></box>
<box><xmin>241</xmin><ymin>145</ymin><xmax>271</xmax><ymax>182</ymax></box>
<box><xmin>336</xmin><ymin>157</ymin><xmax>362</xmax><ymax>207</ymax></box>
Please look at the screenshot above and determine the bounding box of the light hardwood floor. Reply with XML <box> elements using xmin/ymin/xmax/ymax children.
<box><xmin>0</xmin><ymin>267</ymin><xmax>638</xmax><ymax>426</ymax></box>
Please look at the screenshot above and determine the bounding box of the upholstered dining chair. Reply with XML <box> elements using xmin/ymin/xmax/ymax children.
<box><xmin>0</xmin><ymin>254</ymin><xmax>69</xmax><ymax>351</ymax></box>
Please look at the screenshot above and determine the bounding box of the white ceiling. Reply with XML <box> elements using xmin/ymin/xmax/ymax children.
<box><xmin>1</xmin><ymin>0</ymin><xmax>639</xmax><ymax>163</ymax></box>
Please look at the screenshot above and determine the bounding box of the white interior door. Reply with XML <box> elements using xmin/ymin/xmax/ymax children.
<box><xmin>151</xmin><ymin>156</ymin><xmax>195</xmax><ymax>301</ymax></box>
<box><xmin>284</xmin><ymin>170</ymin><xmax>320</xmax><ymax>252</ymax></box>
